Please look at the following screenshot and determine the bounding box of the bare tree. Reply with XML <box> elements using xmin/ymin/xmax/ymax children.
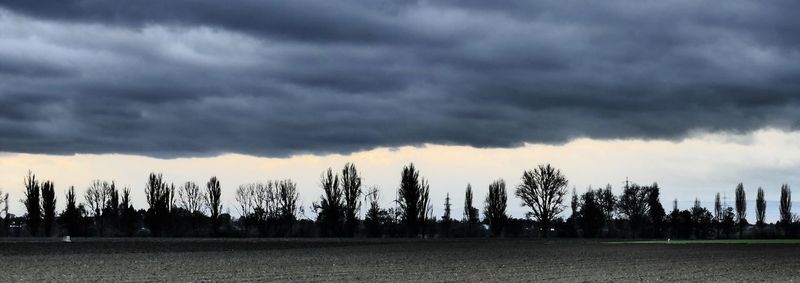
<box><xmin>313</xmin><ymin>168</ymin><xmax>343</xmax><ymax>237</ymax></box>
<box><xmin>0</xmin><ymin>188</ymin><xmax>4</xmax><ymax>213</ymax></box>
<box><xmin>735</xmin><ymin>183</ymin><xmax>747</xmax><ymax>238</ymax></box>
<box><xmin>780</xmin><ymin>184</ymin><xmax>792</xmax><ymax>236</ymax></box>
<box><xmin>1</xmin><ymin>192</ymin><xmax>7</xmax><ymax>236</ymax></box>
<box><xmin>85</xmin><ymin>179</ymin><xmax>108</xmax><ymax>235</ymax></box>
<box><xmin>277</xmin><ymin>179</ymin><xmax>299</xmax><ymax>235</ymax></box>
<box><xmin>84</xmin><ymin>180</ymin><xmax>106</xmax><ymax>217</ymax></box>
<box><xmin>41</xmin><ymin>181</ymin><xmax>56</xmax><ymax>237</ymax></box>
<box><xmin>342</xmin><ymin>163</ymin><xmax>362</xmax><ymax>237</ymax></box>
<box><xmin>515</xmin><ymin>164</ymin><xmax>569</xmax><ymax>238</ymax></box>
<box><xmin>179</xmin><ymin>181</ymin><xmax>204</xmax><ymax>214</ymax></box>
<box><xmin>484</xmin><ymin>179</ymin><xmax>508</xmax><ymax>237</ymax></box>
<box><xmin>23</xmin><ymin>171</ymin><xmax>41</xmax><ymax>236</ymax></box>
<box><xmin>252</xmin><ymin>182</ymin><xmax>276</xmax><ymax>222</ymax></box>
<box><xmin>205</xmin><ymin>176</ymin><xmax>222</xmax><ymax>236</ymax></box>
<box><xmin>235</xmin><ymin>184</ymin><xmax>255</xmax><ymax>219</ymax></box>
<box><xmin>756</xmin><ymin>187</ymin><xmax>766</xmax><ymax>233</ymax></box>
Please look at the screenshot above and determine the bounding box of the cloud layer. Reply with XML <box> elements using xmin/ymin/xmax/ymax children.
<box><xmin>1</xmin><ymin>1</ymin><xmax>799</xmax><ymax>157</ymax></box>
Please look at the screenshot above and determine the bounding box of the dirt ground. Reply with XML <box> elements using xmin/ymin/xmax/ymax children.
<box><xmin>1</xmin><ymin>238</ymin><xmax>798</xmax><ymax>282</ymax></box>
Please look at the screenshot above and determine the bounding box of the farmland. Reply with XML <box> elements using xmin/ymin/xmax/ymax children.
<box><xmin>1</xmin><ymin>238</ymin><xmax>799</xmax><ymax>281</ymax></box>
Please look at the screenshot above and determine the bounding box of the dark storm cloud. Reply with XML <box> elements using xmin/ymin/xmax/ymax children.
<box><xmin>0</xmin><ymin>0</ymin><xmax>799</xmax><ymax>157</ymax></box>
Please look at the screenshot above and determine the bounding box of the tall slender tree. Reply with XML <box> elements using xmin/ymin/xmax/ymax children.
<box><xmin>145</xmin><ymin>173</ymin><xmax>172</xmax><ymax>236</ymax></box>
<box><xmin>780</xmin><ymin>184</ymin><xmax>792</xmax><ymax>236</ymax></box>
<box><xmin>41</xmin><ymin>181</ymin><xmax>56</xmax><ymax>237</ymax></box>
<box><xmin>515</xmin><ymin>164</ymin><xmax>569</xmax><ymax>238</ymax></box>
<box><xmin>714</xmin><ymin>192</ymin><xmax>722</xmax><ymax>237</ymax></box>
<box><xmin>23</xmin><ymin>171</ymin><xmax>41</xmax><ymax>236</ymax></box>
<box><xmin>570</xmin><ymin>187</ymin><xmax>579</xmax><ymax>234</ymax></box>
<box><xmin>443</xmin><ymin>193</ymin><xmax>452</xmax><ymax>222</ymax></box>
<box><xmin>205</xmin><ymin>176</ymin><xmax>222</xmax><ymax>236</ymax></box>
<box><xmin>397</xmin><ymin>163</ymin><xmax>428</xmax><ymax>237</ymax></box>
<box><xmin>85</xmin><ymin>180</ymin><xmax>110</xmax><ymax>236</ymax></box>
<box><xmin>313</xmin><ymin>168</ymin><xmax>343</xmax><ymax>237</ymax></box>
<box><xmin>755</xmin><ymin>187</ymin><xmax>766</xmax><ymax>233</ymax></box>
<box><xmin>735</xmin><ymin>183</ymin><xmax>747</xmax><ymax>238</ymax></box>
<box><xmin>119</xmin><ymin>187</ymin><xmax>136</xmax><ymax>236</ymax></box>
<box><xmin>647</xmin><ymin>183</ymin><xmax>666</xmax><ymax>238</ymax></box>
<box><xmin>463</xmin><ymin>184</ymin><xmax>479</xmax><ymax>236</ymax></box>
<box><xmin>61</xmin><ymin>186</ymin><xmax>81</xmax><ymax>236</ymax></box>
<box><xmin>418</xmin><ymin>179</ymin><xmax>431</xmax><ymax>237</ymax></box>
<box><xmin>341</xmin><ymin>163</ymin><xmax>362</xmax><ymax>237</ymax></box>
<box><xmin>484</xmin><ymin>179</ymin><xmax>508</xmax><ymax>237</ymax></box>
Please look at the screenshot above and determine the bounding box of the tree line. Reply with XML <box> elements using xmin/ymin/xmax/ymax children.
<box><xmin>0</xmin><ymin>163</ymin><xmax>798</xmax><ymax>239</ymax></box>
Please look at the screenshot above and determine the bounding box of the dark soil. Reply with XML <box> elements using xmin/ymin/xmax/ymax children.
<box><xmin>1</xmin><ymin>238</ymin><xmax>798</xmax><ymax>281</ymax></box>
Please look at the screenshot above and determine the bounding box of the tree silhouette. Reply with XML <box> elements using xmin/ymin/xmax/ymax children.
<box><xmin>41</xmin><ymin>181</ymin><xmax>56</xmax><ymax>237</ymax></box>
<box><xmin>0</xmin><ymin>188</ymin><xmax>6</xmax><ymax>236</ymax></box>
<box><xmin>313</xmin><ymin>168</ymin><xmax>344</xmax><ymax>237</ymax></box>
<box><xmin>463</xmin><ymin>184</ymin><xmax>479</xmax><ymax>236</ymax></box>
<box><xmin>579</xmin><ymin>189</ymin><xmax>604</xmax><ymax>237</ymax></box>
<box><xmin>569</xmin><ymin>187</ymin><xmax>579</xmax><ymax>236</ymax></box>
<box><xmin>484</xmin><ymin>179</ymin><xmax>507</xmax><ymax>237</ymax></box>
<box><xmin>277</xmin><ymin>179</ymin><xmax>299</xmax><ymax>236</ymax></box>
<box><xmin>119</xmin><ymin>187</ymin><xmax>137</xmax><ymax>236</ymax></box>
<box><xmin>397</xmin><ymin>163</ymin><xmax>429</xmax><ymax>237</ymax></box>
<box><xmin>235</xmin><ymin>183</ymin><xmax>256</xmax><ymax>232</ymax></box>
<box><xmin>691</xmin><ymin>198</ymin><xmax>713</xmax><ymax>239</ymax></box>
<box><xmin>205</xmin><ymin>176</ymin><xmax>223</xmax><ymax>236</ymax></box>
<box><xmin>598</xmin><ymin>185</ymin><xmax>616</xmax><ymax>236</ymax></box>
<box><xmin>755</xmin><ymin>187</ymin><xmax>766</xmax><ymax>234</ymax></box>
<box><xmin>647</xmin><ymin>183</ymin><xmax>666</xmax><ymax>238</ymax></box>
<box><xmin>735</xmin><ymin>183</ymin><xmax>747</xmax><ymax>238</ymax></box>
<box><xmin>617</xmin><ymin>183</ymin><xmax>650</xmax><ymax>238</ymax></box>
<box><xmin>179</xmin><ymin>182</ymin><xmax>204</xmax><ymax>214</ymax></box>
<box><xmin>418</xmin><ymin>179</ymin><xmax>431</xmax><ymax>237</ymax></box>
<box><xmin>103</xmin><ymin>182</ymin><xmax>120</xmax><ymax>236</ymax></box>
<box><xmin>342</xmin><ymin>163</ymin><xmax>362</xmax><ymax>237</ymax></box>
<box><xmin>364</xmin><ymin>187</ymin><xmax>385</xmax><ymax>237</ymax></box>
<box><xmin>779</xmin><ymin>184</ymin><xmax>792</xmax><ymax>237</ymax></box>
<box><xmin>721</xmin><ymin>206</ymin><xmax>736</xmax><ymax>238</ymax></box>
<box><xmin>515</xmin><ymin>164</ymin><xmax>569</xmax><ymax>238</ymax></box>
<box><xmin>85</xmin><ymin>180</ymin><xmax>111</xmax><ymax>236</ymax></box>
<box><xmin>714</xmin><ymin>192</ymin><xmax>722</xmax><ymax>238</ymax></box>
<box><xmin>145</xmin><ymin>173</ymin><xmax>173</xmax><ymax>236</ymax></box>
<box><xmin>60</xmin><ymin>186</ymin><xmax>81</xmax><ymax>236</ymax></box>
<box><xmin>23</xmin><ymin>171</ymin><xmax>41</xmax><ymax>236</ymax></box>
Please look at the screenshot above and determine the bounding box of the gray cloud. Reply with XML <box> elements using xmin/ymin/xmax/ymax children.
<box><xmin>0</xmin><ymin>0</ymin><xmax>799</xmax><ymax>157</ymax></box>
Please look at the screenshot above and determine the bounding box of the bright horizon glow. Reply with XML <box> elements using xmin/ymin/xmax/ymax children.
<box><xmin>1</xmin><ymin>128</ymin><xmax>799</xmax><ymax>222</ymax></box>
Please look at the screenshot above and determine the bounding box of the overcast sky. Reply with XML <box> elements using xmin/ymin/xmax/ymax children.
<box><xmin>1</xmin><ymin>1</ymin><xmax>799</xmax><ymax>221</ymax></box>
